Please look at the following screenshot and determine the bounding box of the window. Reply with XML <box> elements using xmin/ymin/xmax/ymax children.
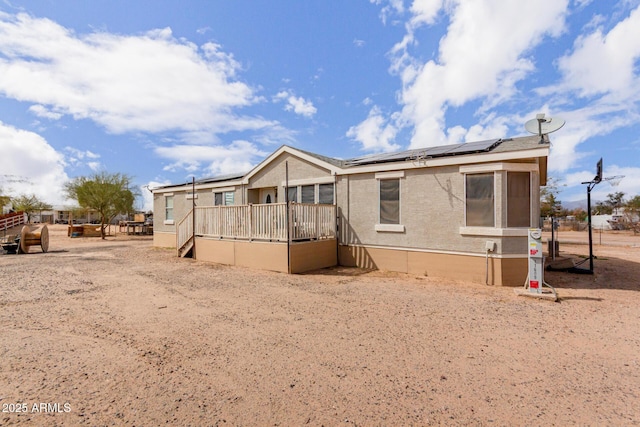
<box><xmin>465</xmin><ymin>173</ymin><xmax>494</xmax><ymax>227</ymax></box>
<box><xmin>379</xmin><ymin>179</ymin><xmax>400</xmax><ymax>225</ymax></box>
<box><xmin>165</xmin><ymin>196</ymin><xmax>174</xmax><ymax>221</ymax></box>
<box><xmin>287</xmin><ymin>186</ymin><xmax>298</xmax><ymax>203</ymax></box>
<box><xmin>214</xmin><ymin>191</ymin><xmax>234</xmax><ymax>206</ymax></box>
<box><xmin>301</xmin><ymin>185</ymin><xmax>315</xmax><ymax>204</ymax></box>
<box><xmin>286</xmin><ymin>183</ymin><xmax>334</xmax><ymax>204</ymax></box>
<box><xmin>507</xmin><ymin>172</ymin><xmax>531</xmax><ymax>227</ymax></box>
<box><xmin>225</xmin><ymin>191</ymin><xmax>234</xmax><ymax>206</ymax></box>
<box><xmin>318</xmin><ymin>183</ymin><xmax>334</xmax><ymax>204</ymax></box>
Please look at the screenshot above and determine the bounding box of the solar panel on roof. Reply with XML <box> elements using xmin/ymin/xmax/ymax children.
<box><xmin>344</xmin><ymin>139</ymin><xmax>503</xmax><ymax>166</ymax></box>
<box><xmin>423</xmin><ymin>144</ymin><xmax>463</xmax><ymax>157</ymax></box>
<box><xmin>446</xmin><ymin>139</ymin><xmax>500</xmax><ymax>154</ymax></box>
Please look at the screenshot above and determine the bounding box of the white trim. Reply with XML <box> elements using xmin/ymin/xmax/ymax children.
<box><xmin>459</xmin><ymin>227</ymin><xmax>530</xmax><ymax>237</ymax></box>
<box><xmin>463</xmin><ymin>171</ymin><xmax>496</xmax><ymax>228</ymax></box>
<box><xmin>186</xmin><ymin>193</ymin><xmax>198</xmax><ymax>200</ymax></box>
<box><xmin>282</xmin><ymin>176</ymin><xmax>335</xmax><ymax>186</ymax></box>
<box><xmin>242</xmin><ymin>145</ymin><xmax>341</xmax><ymax>184</ymax></box>
<box><xmin>375</xmin><ymin>224</ymin><xmax>405</xmax><ymax>233</ymax></box>
<box><xmin>377</xmin><ymin>176</ymin><xmax>402</xmax><ymax>228</ymax></box>
<box><xmin>375</xmin><ymin>171</ymin><xmax>405</xmax><ymax>179</ymax></box>
<box><xmin>152</xmin><ymin>180</ymin><xmax>243</xmax><ymax>194</ymax></box>
<box><xmin>163</xmin><ymin>220</ymin><xmax>175</xmax><ymax>225</ymax></box>
<box><xmin>459</xmin><ymin>162</ymin><xmax>539</xmax><ymax>174</ymax></box>
<box><xmin>163</xmin><ymin>192</ymin><xmax>174</xmax><ymax>197</ymax></box>
<box><xmin>212</xmin><ymin>186</ymin><xmax>236</xmax><ymax>193</ymax></box>
<box><xmin>340</xmin><ymin>242</ymin><xmax>528</xmax><ymax>259</ymax></box>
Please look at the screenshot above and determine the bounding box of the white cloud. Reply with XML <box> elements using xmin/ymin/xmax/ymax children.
<box><xmin>28</xmin><ymin>104</ymin><xmax>63</xmax><ymax>120</ymax></box>
<box><xmin>0</xmin><ymin>121</ymin><xmax>70</xmax><ymax>206</ymax></box>
<box><xmin>63</xmin><ymin>146</ymin><xmax>103</xmax><ymax>171</ymax></box>
<box><xmin>393</xmin><ymin>0</ymin><xmax>569</xmax><ymax>148</ymax></box>
<box><xmin>371</xmin><ymin>0</ymin><xmax>405</xmax><ymax>25</ymax></box>
<box><xmin>273</xmin><ymin>90</ymin><xmax>317</xmax><ymax>118</ymax></box>
<box><xmin>346</xmin><ymin>106</ymin><xmax>400</xmax><ymax>153</ymax></box>
<box><xmin>0</xmin><ymin>12</ymin><xmax>273</xmax><ymax>137</ymax></box>
<box><xmin>353</xmin><ymin>39</ymin><xmax>365</xmax><ymax>47</ymax></box>
<box><xmin>154</xmin><ymin>140</ymin><xmax>267</xmax><ymax>177</ymax></box>
<box><xmin>555</xmin><ymin>6</ymin><xmax>640</xmax><ymax>97</ymax></box>
<box><xmin>534</xmin><ymin>5</ymin><xmax>640</xmax><ymax>173</ymax></box>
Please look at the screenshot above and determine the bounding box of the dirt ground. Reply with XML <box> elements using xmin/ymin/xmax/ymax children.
<box><xmin>1</xmin><ymin>225</ymin><xmax>639</xmax><ymax>426</ymax></box>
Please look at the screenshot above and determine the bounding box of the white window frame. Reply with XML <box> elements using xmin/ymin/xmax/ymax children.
<box><xmin>459</xmin><ymin>163</ymin><xmax>537</xmax><ymax>236</ymax></box>
<box><xmin>375</xmin><ymin>171</ymin><xmax>405</xmax><ymax>233</ymax></box>
<box><xmin>164</xmin><ymin>194</ymin><xmax>174</xmax><ymax>225</ymax></box>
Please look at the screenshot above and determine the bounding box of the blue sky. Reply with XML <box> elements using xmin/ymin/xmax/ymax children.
<box><xmin>1</xmin><ymin>0</ymin><xmax>639</xmax><ymax>211</ymax></box>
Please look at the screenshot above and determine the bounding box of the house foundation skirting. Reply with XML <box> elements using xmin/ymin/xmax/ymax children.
<box><xmin>154</xmin><ymin>231</ymin><xmax>177</xmax><ymax>248</ymax></box>
<box><xmin>195</xmin><ymin>237</ymin><xmax>337</xmax><ymax>274</ymax></box>
<box><xmin>154</xmin><ymin>232</ymin><xmax>525</xmax><ymax>284</ymax></box>
<box><xmin>339</xmin><ymin>244</ymin><xmax>527</xmax><ymax>286</ymax></box>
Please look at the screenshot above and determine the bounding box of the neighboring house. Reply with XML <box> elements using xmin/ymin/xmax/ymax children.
<box><xmin>152</xmin><ymin>135</ymin><xmax>550</xmax><ymax>285</ymax></box>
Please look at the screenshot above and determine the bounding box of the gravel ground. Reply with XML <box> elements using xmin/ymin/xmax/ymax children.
<box><xmin>1</xmin><ymin>225</ymin><xmax>639</xmax><ymax>426</ymax></box>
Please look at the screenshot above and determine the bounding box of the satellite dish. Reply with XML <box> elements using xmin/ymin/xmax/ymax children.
<box><xmin>525</xmin><ymin>114</ymin><xmax>566</xmax><ymax>136</ymax></box>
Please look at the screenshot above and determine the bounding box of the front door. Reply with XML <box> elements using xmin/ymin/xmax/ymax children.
<box><xmin>259</xmin><ymin>188</ymin><xmax>276</xmax><ymax>204</ymax></box>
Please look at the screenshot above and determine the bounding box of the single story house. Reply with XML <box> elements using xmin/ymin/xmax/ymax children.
<box><xmin>152</xmin><ymin>134</ymin><xmax>549</xmax><ymax>285</ymax></box>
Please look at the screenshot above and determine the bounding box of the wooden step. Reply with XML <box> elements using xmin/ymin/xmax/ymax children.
<box><xmin>178</xmin><ymin>237</ymin><xmax>194</xmax><ymax>258</ymax></box>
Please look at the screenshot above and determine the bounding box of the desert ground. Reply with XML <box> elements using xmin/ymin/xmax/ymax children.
<box><xmin>1</xmin><ymin>225</ymin><xmax>639</xmax><ymax>426</ymax></box>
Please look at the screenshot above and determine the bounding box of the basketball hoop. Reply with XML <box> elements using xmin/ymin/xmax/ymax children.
<box><xmin>604</xmin><ymin>175</ymin><xmax>624</xmax><ymax>187</ymax></box>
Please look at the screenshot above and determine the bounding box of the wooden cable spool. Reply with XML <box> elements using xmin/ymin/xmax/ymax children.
<box><xmin>18</xmin><ymin>224</ymin><xmax>49</xmax><ymax>254</ymax></box>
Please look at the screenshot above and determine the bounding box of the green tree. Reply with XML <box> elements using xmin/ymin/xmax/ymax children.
<box><xmin>625</xmin><ymin>195</ymin><xmax>640</xmax><ymax>234</ymax></box>
<box><xmin>10</xmin><ymin>194</ymin><xmax>52</xmax><ymax>222</ymax></box>
<box><xmin>570</xmin><ymin>207</ymin><xmax>588</xmax><ymax>222</ymax></box>
<box><xmin>65</xmin><ymin>172</ymin><xmax>137</xmax><ymax>239</ymax></box>
<box><xmin>540</xmin><ymin>177</ymin><xmax>564</xmax><ymax>218</ymax></box>
<box><xmin>0</xmin><ymin>187</ymin><xmax>10</xmax><ymax>209</ymax></box>
<box><xmin>606</xmin><ymin>191</ymin><xmax>626</xmax><ymax>214</ymax></box>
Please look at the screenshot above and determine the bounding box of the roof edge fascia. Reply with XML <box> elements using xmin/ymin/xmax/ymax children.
<box><xmin>337</xmin><ymin>146</ymin><xmax>550</xmax><ymax>175</ymax></box>
<box><xmin>241</xmin><ymin>145</ymin><xmax>343</xmax><ymax>184</ymax></box>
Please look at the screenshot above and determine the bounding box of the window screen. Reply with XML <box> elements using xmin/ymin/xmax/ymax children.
<box><xmin>465</xmin><ymin>173</ymin><xmax>494</xmax><ymax>227</ymax></box>
<box><xmin>318</xmin><ymin>184</ymin><xmax>334</xmax><ymax>204</ymax></box>
<box><xmin>507</xmin><ymin>172</ymin><xmax>530</xmax><ymax>227</ymax></box>
<box><xmin>301</xmin><ymin>185</ymin><xmax>315</xmax><ymax>203</ymax></box>
<box><xmin>379</xmin><ymin>179</ymin><xmax>400</xmax><ymax>224</ymax></box>
<box><xmin>287</xmin><ymin>186</ymin><xmax>298</xmax><ymax>203</ymax></box>
<box><xmin>214</xmin><ymin>192</ymin><xmax>223</xmax><ymax>206</ymax></box>
<box><xmin>165</xmin><ymin>196</ymin><xmax>174</xmax><ymax>220</ymax></box>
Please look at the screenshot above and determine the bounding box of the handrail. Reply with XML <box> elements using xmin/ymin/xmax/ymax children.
<box><xmin>0</xmin><ymin>211</ymin><xmax>26</xmax><ymax>232</ymax></box>
<box><xmin>176</xmin><ymin>208</ymin><xmax>193</xmax><ymax>253</ymax></box>
<box><xmin>183</xmin><ymin>203</ymin><xmax>336</xmax><ymax>242</ymax></box>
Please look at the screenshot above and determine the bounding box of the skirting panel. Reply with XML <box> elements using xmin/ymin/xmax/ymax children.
<box><xmin>153</xmin><ymin>232</ymin><xmax>176</xmax><ymax>248</ymax></box>
<box><xmin>194</xmin><ymin>238</ymin><xmax>337</xmax><ymax>273</ymax></box>
<box><xmin>290</xmin><ymin>239</ymin><xmax>337</xmax><ymax>273</ymax></box>
<box><xmin>339</xmin><ymin>245</ymin><xmax>527</xmax><ymax>286</ymax></box>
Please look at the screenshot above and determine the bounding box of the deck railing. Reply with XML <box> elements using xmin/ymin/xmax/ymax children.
<box><xmin>178</xmin><ymin>203</ymin><xmax>336</xmax><ymax>244</ymax></box>
<box><xmin>176</xmin><ymin>209</ymin><xmax>193</xmax><ymax>252</ymax></box>
<box><xmin>0</xmin><ymin>211</ymin><xmax>26</xmax><ymax>232</ymax></box>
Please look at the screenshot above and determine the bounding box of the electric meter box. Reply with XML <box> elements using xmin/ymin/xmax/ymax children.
<box><xmin>528</xmin><ymin>229</ymin><xmax>544</xmax><ymax>293</ymax></box>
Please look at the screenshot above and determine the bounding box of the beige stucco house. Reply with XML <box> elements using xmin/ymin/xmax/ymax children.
<box><xmin>152</xmin><ymin>134</ymin><xmax>549</xmax><ymax>285</ymax></box>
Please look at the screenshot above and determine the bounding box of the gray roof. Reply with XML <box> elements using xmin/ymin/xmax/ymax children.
<box><xmin>152</xmin><ymin>172</ymin><xmax>246</xmax><ymax>191</ymax></box>
<box><xmin>153</xmin><ymin>135</ymin><xmax>548</xmax><ymax>191</ymax></box>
